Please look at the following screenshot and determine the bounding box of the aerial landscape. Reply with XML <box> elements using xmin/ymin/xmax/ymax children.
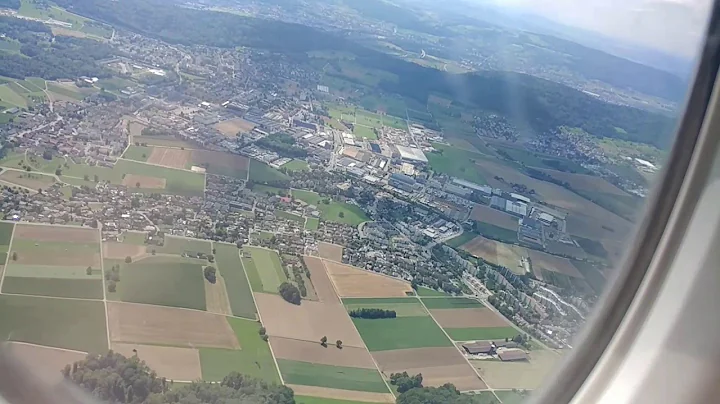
<box><xmin>0</xmin><ymin>0</ymin><xmax>686</xmax><ymax>402</ymax></box>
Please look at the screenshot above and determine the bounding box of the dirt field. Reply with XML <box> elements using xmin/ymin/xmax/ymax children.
<box><xmin>372</xmin><ymin>347</ymin><xmax>486</xmax><ymax>391</ymax></box>
<box><xmin>496</xmin><ymin>243</ymin><xmax>529</xmax><ymax>274</ymax></box>
<box><xmin>317</xmin><ymin>242</ymin><xmax>343</xmax><ymax>262</ymax></box>
<box><xmin>323</xmin><ymin>261</ymin><xmax>412</xmax><ymax>298</ymax></box>
<box><xmin>112</xmin><ymin>343</ymin><xmax>202</xmax><ymax>381</ymax></box>
<box><xmin>461</xmin><ymin>236</ymin><xmax>499</xmax><ymax>265</ymax></box>
<box><xmin>470</xmin><ymin>204</ymin><xmax>520</xmax><ymax>230</ymax></box>
<box><xmin>430</xmin><ymin>308</ymin><xmax>511</xmax><ymax>329</ymax></box>
<box><xmin>14</xmin><ymin>224</ymin><xmax>98</xmax><ymax>243</ymax></box>
<box><xmin>471</xmin><ymin>349</ymin><xmax>561</xmax><ymax>389</ymax></box>
<box><xmin>269</xmin><ymin>337</ymin><xmax>376</xmax><ymax>369</ymax></box>
<box><xmin>14</xmin><ymin>249</ymin><xmax>101</xmax><ymax>267</ymax></box>
<box><xmin>121</xmin><ymin>174</ymin><xmax>167</xmax><ymax>189</ymax></box>
<box><xmin>214</xmin><ymin>118</ymin><xmax>256</xmax><ymax>136</ymax></box>
<box><xmin>287</xmin><ymin>385</ymin><xmax>395</xmax><ymax>403</ymax></box>
<box><xmin>254</xmin><ymin>293</ymin><xmax>364</xmax><ymax>348</ymax></box>
<box><xmin>103</xmin><ymin>242</ymin><xmax>146</xmax><ymax>260</ymax></box>
<box><xmin>538</xmin><ymin>169</ymin><xmax>629</xmax><ymax>196</ymax></box>
<box><xmin>528</xmin><ymin>250</ymin><xmax>583</xmax><ymax>278</ymax></box>
<box><xmin>107</xmin><ymin>302</ymin><xmax>239</xmax><ymax>349</ymax></box>
<box><xmin>147</xmin><ymin>147</ymin><xmax>191</xmax><ymax>169</ymax></box>
<box><xmin>0</xmin><ymin>171</ymin><xmax>55</xmax><ymax>190</ymax></box>
<box><xmin>303</xmin><ymin>256</ymin><xmax>340</xmax><ymax>303</ymax></box>
<box><xmin>128</xmin><ymin>121</ymin><xmax>147</xmax><ymax>137</ymax></box>
<box><xmin>6</xmin><ymin>342</ymin><xmax>86</xmax><ymax>384</ymax></box>
<box><xmin>204</xmin><ymin>274</ymin><xmax>232</xmax><ymax>316</ymax></box>
<box><xmin>190</xmin><ymin>150</ymin><xmax>249</xmax><ymax>177</ymax></box>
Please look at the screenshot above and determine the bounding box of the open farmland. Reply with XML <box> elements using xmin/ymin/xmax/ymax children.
<box><xmin>457</xmin><ymin>236</ymin><xmax>529</xmax><ymax>275</ymax></box>
<box><xmin>121</xmin><ymin>145</ymin><xmax>152</xmax><ymax>162</ymax></box>
<box><xmin>303</xmin><ymin>256</ymin><xmax>340</xmax><ymax>303</ymax></box>
<box><xmin>204</xmin><ymin>270</ymin><xmax>232</xmax><ymax>316</ymax></box>
<box><xmin>242</xmin><ymin>246</ymin><xmax>286</xmax><ymax>293</ymax></box>
<box><xmin>0</xmin><ymin>294</ymin><xmax>107</xmax><ymax>353</ymax></box>
<box><xmin>343</xmin><ymin>297</ymin><xmax>428</xmax><ymax>317</ymax></box>
<box><xmin>323</xmin><ymin>260</ymin><xmax>412</xmax><ymax>298</ymax></box>
<box><xmin>470</xmin><ymin>205</ymin><xmax>520</xmax><ymax>231</ymax></box>
<box><xmin>445</xmin><ymin>326</ymin><xmax>518</xmax><ymax>341</ymax></box>
<box><xmin>107</xmin><ymin>302</ymin><xmax>239</xmax><ymax>349</ymax></box>
<box><xmin>199</xmin><ymin>317</ymin><xmax>280</xmax><ymax>383</ymax></box>
<box><xmin>214</xmin><ymin>243</ymin><xmax>256</xmax><ymax>319</ymax></box>
<box><xmin>147</xmin><ymin>147</ymin><xmax>192</xmax><ymax>169</ymax></box>
<box><xmin>472</xmin><ymin>349</ymin><xmax>561</xmax><ymax>389</ymax></box>
<box><xmin>538</xmin><ymin>168</ymin><xmax>630</xmax><ymax>196</ymax></box>
<box><xmin>13</xmin><ymin>224</ymin><xmax>98</xmax><ymax>243</ymax></box>
<box><xmin>133</xmin><ymin>136</ymin><xmax>197</xmax><ymax>149</ymax></box>
<box><xmin>270</xmin><ymin>337</ymin><xmax>376</xmax><ymax>369</ymax></box>
<box><xmin>277</xmin><ymin>359</ymin><xmax>390</xmax><ymax>393</ymax></box>
<box><xmin>372</xmin><ymin>347</ymin><xmax>486</xmax><ymax>391</ymax></box>
<box><xmin>6</xmin><ymin>342</ymin><xmax>87</xmax><ymax>384</ymax></box>
<box><xmin>353</xmin><ymin>316</ymin><xmax>453</xmax><ymax>351</ymax></box>
<box><xmin>191</xmin><ymin>150</ymin><xmax>249</xmax><ymax>179</ymax></box>
<box><xmin>317</xmin><ymin>242</ymin><xmax>343</xmax><ymax>262</ymax></box>
<box><xmin>527</xmin><ymin>250</ymin><xmax>583</xmax><ymax>278</ymax></box>
<box><xmin>254</xmin><ymin>293</ymin><xmax>365</xmax><ymax>348</ymax></box>
<box><xmin>416</xmin><ymin>287</ymin><xmax>451</xmax><ymax>297</ymax></box>
<box><xmin>249</xmin><ymin>159</ymin><xmax>289</xmax><ymax>183</ymax></box>
<box><xmin>155</xmin><ymin>235</ymin><xmax>212</xmax><ymax>255</ymax></box>
<box><xmin>421</xmin><ymin>297</ymin><xmax>484</xmax><ymax>310</ymax></box>
<box><xmin>103</xmin><ymin>242</ymin><xmax>146</xmax><ymax>260</ymax></box>
<box><xmin>294</xmin><ymin>388</ymin><xmax>395</xmax><ymax>404</ymax></box>
<box><xmin>429</xmin><ymin>308</ymin><xmax>511</xmax><ymax>329</ymax></box>
<box><xmin>0</xmin><ymin>170</ymin><xmax>56</xmax><ymax>190</ymax></box>
<box><xmin>427</xmin><ymin>143</ymin><xmax>487</xmax><ymax>185</ymax></box>
<box><xmin>214</xmin><ymin>118</ymin><xmax>256</xmax><ymax>136</ymax></box>
<box><xmin>113</xmin><ymin>343</ymin><xmax>202</xmax><ymax>381</ymax></box>
<box><xmin>107</xmin><ymin>255</ymin><xmax>206</xmax><ymax>310</ymax></box>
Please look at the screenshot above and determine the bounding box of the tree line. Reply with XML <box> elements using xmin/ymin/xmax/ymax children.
<box><xmin>348</xmin><ymin>308</ymin><xmax>397</xmax><ymax>319</ymax></box>
<box><xmin>255</xmin><ymin>133</ymin><xmax>307</xmax><ymax>158</ymax></box>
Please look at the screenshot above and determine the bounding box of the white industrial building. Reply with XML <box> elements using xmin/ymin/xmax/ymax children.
<box><xmin>396</xmin><ymin>145</ymin><xmax>428</xmax><ymax>164</ymax></box>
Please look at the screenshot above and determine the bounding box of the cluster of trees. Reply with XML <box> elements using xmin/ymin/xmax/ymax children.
<box><xmin>203</xmin><ymin>266</ymin><xmax>216</xmax><ymax>283</ymax></box>
<box><xmin>290</xmin><ymin>265</ymin><xmax>307</xmax><ymax>297</ymax></box>
<box><xmin>278</xmin><ymin>281</ymin><xmax>301</xmax><ymax>305</ymax></box>
<box><xmin>348</xmin><ymin>308</ymin><xmax>397</xmax><ymax>319</ymax></box>
<box><xmin>258</xmin><ymin>325</ymin><xmax>269</xmax><ymax>341</ymax></box>
<box><xmin>255</xmin><ymin>133</ymin><xmax>307</xmax><ymax>158</ymax></box>
<box><xmin>319</xmin><ymin>335</ymin><xmax>342</xmax><ymax>348</ymax></box>
<box><xmin>140</xmin><ymin>127</ymin><xmax>175</xmax><ymax>138</ymax></box>
<box><xmin>105</xmin><ymin>264</ymin><xmax>121</xmax><ymax>293</ymax></box>
<box><xmin>62</xmin><ymin>351</ymin><xmax>294</xmax><ymax>403</ymax></box>
<box><xmin>396</xmin><ymin>383</ymin><xmax>489</xmax><ymax>404</ymax></box>
<box><xmin>390</xmin><ymin>371</ymin><xmax>423</xmax><ymax>393</ymax></box>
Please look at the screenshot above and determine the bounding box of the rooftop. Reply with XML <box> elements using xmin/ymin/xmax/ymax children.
<box><xmin>396</xmin><ymin>145</ymin><xmax>428</xmax><ymax>163</ymax></box>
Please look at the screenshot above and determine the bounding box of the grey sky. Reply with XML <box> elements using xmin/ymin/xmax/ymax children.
<box><xmin>490</xmin><ymin>0</ymin><xmax>712</xmax><ymax>56</ymax></box>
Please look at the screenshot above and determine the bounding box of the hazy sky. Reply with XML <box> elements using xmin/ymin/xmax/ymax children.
<box><xmin>490</xmin><ymin>0</ymin><xmax>712</xmax><ymax>56</ymax></box>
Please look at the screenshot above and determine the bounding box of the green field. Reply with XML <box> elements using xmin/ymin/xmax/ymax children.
<box><xmin>355</xmin><ymin>111</ymin><xmax>383</xmax><ymax>128</ymax></box>
<box><xmin>242</xmin><ymin>247</ymin><xmax>286</xmax><ymax>293</ymax></box>
<box><xmin>353</xmin><ymin>316</ymin><xmax>453</xmax><ymax>351</ymax></box>
<box><xmin>465</xmin><ymin>392</ymin><xmax>502</xmax><ymax>404</ymax></box>
<box><xmin>155</xmin><ymin>235</ymin><xmax>212</xmax><ymax>255</ymax></box>
<box><xmin>249</xmin><ymin>159</ymin><xmax>290</xmax><ymax>183</ymax></box>
<box><xmin>571</xmin><ymin>260</ymin><xmax>607</xmax><ymax>294</ymax></box>
<box><xmin>382</xmin><ymin>115</ymin><xmax>407</xmax><ymax>130</ymax></box>
<box><xmin>444</xmin><ymin>326</ymin><xmax>518</xmax><ymax>341</ymax></box>
<box><xmin>277</xmin><ymin>359</ymin><xmax>389</xmax><ymax>393</ymax></box>
<box><xmin>46</xmin><ymin>83</ymin><xmax>92</xmax><ymax>101</ymax></box>
<box><xmin>472</xmin><ymin>222</ymin><xmax>518</xmax><ymax>244</ymax></box>
<box><xmin>292</xmin><ymin>190</ymin><xmax>368</xmax><ymax>226</ymax></box>
<box><xmin>445</xmin><ymin>232</ymin><xmax>475</xmax><ymax>248</ymax></box>
<box><xmin>494</xmin><ymin>145</ymin><xmax>589</xmax><ymax>174</ymax></box>
<box><xmin>108</xmin><ymin>256</ymin><xmax>206</xmax><ymax>310</ymax></box>
<box><xmin>120</xmin><ymin>231</ymin><xmax>147</xmax><ymax>245</ymax></box>
<box><xmin>305</xmin><ymin>217</ymin><xmax>319</xmax><ymax>231</ymax></box>
<box><xmin>122</xmin><ymin>145</ymin><xmax>152</xmax><ymax>162</ymax></box>
<box><xmin>296</xmin><ymin>396</ymin><xmax>380</xmax><ymax>404</ymax></box>
<box><xmin>0</xmin><ymin>222</ymin><xmax>13</xmax><ymax>251</ymax></box>
<box><xmin>0</xmin><ymin>294</ymin><xmax>107</xmax><ymax>352</ymax></box>
<box><xmin>214</xmin><ymin>243</ymin><xmax>256</xmax><ymax>319</ymax></box>
<box><xmin>1</xmin><ymin>277</ymin><xmax>103</xmax><ymax>299</ymax></box>
<box><xmin>275</xmin><ymin>210</ymin><xmax>304</xmax><ymax>223</ymax></box>
<box><xmin>283</xmin><ymin>159</ymin><xmax>310</xmax><ymax>172</ymax></box>
<box><xmin>422</xmin><ymin>297</ymin><xmax>484</xmax><ymax>309</ymax></box>
<box><xmin>343</xmin><ymin>297</ymin><xmax>427</xmax><ymax>317</ymax></box>
<box><xmin>495</xmin><ymin>390</ymin><xmax>531</xmax><ymax>404</ymax></box>
<box><xmin>0</xmin><ymin>84</ymin><xmax>28</xmax><ymax>108</ymax></box>
<box><xmin>427</xmin><ymin>143</ymin><xmax>487</xmax><ymax>185</ymax></box>
<box><xmin>352</xmin><ymin>125</ymin><xmax>378</xmax><ymax>140</ymax></box>
<box><xmin>5</xmin><ymin>264</ymin><xmax>100</xmax><ymax>279</ymax></box>
<box><xmin>199</xmin><ymin>317</ymin><xmax>280</xmax><ymax>383</ymax></box>
<box><xmin>11</xmin><ymin>239</ymin><xmax>99</xmax><ymax>259</ymax></box>
<box><xmin>252</xmin><ymin>184</ymin><xmax>289</xmax><ymax>196</ymax></box>
<box><xmin>416</xmin><ymin>287</ymin><xmax>452</xmax><ymax>297</ymax></box>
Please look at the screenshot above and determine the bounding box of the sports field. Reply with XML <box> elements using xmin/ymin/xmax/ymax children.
<box><xmin>352</xmin><ymin>316</ymin><xmax>453</xmax><ymax>351</ymax></box>
<box><xmin>214</xmin><ymin>243</ymin><xmax>256</xmax><ymax>319</ymax></box>
<box><xmin>155</xmin><ymin>235</ymin><xmax>212</xmax><ymax>255</ymax></box>
<box><xmin>275</xmin><ymin>210</ymin><xmax>304</xmax><ymax>223</ymax></box>
<box><xmin>352</xmin><ymin>125</ymin><xmax>377</xmax><ymax>140</ymax></box>
<box><xmin>343</xmin><ymin>297</ymin><xmax>427</xmax><ymax>317</ymax></box>
<box><xmin>283</xmin><ymin>159</ymin><xmax>310</xmax><ymax>172</ymax></box>
<box><xmin>305</xmin><ymin>217</ymin><xmax>320</xmax><ymax>230</ymax></box>
<box><xmin>0</xmin><ymin>294</ymin><xmax>107</xmax><ymax>353</ymax></box>
<box><xmin>199</xmin><ymin>317</ymin><xmax>280</xmax><ymax>383</ymax></box>
<box><xmin>108</xmin><ymin>255</ymin><xmax>206</xmax><ymax>310</ymax></box>
<box><xmin>277</xmin><ymin>359</ymin><xmax>390</xmax><ymax>393</ymax></box>
<box><xmin>242</xmin><ymin>247</ymin><xmax>287</xmax><ymax>293</ymax></box>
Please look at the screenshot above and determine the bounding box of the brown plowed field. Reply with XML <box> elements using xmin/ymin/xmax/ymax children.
<box><xmin>430</xmin><ymin>308</ymin><xmax>511</xmax><ymax>328</ymax></box>
<box><xmin>14</xmin><ymin>224</ymin><xmax>98</xmax><ymax>243</ymax></box>
<box><xmin>147</xmin><ymin>147</ymin><xmax>191</xmax><ymax>169</ymax></box>
<box><xmin>270</xmin><ymin>337</ymin><xmax>376</xmax><ymax>369</ymax></box>
<box><xmin>323</xmin><ymin>260</ymin><xmax>412</xmax><ymax>298</ymax></box>
<box><xmin>471</xmin><ymin>349</ymin><xmax>561</xmax><ymax>389</ymax></box>
<box><xmin>122</xmin><ymin>175</ymin><xmax>166</xmax><ymax>189</ymax></box>
<box><xmin>461</xmin><ymin>236</ymin><xmax>499</xmax><ymax>265</ymax></box>
<box><xmin>303</xmin><ymin>256</ymin><xmax>339</xmax><ymax>303</ymax></box>
<box><xmin>107</xmin><ymin>302</ymin><xmax>238</xmax><ymax>349</ymax></box>
<box><xmin>6</xmin><ymin>342</ymin><xmax>86</xmax><ymax>384</ymax></box>
<box><xmin>373</xmin><ymin>347</ymin><xmax>486</xmax><ymax>391</ymax></box>
<box><xmin>204</xmin><ymin>274</ymin><xmax>232</xmax><ymax>316</ymax></box>
<box><xmin>470</xmin><ymin>204</ymin><xmax>519</xmax><ymax>231</ymax></box>
<box><xmin>527</xmin><ymin>250</ymin><xmax>583</xmax><ymax>278</ymax></box>
<box><xmin>287</xmin><ymin>385</ymin><xmax>395</xmax><ymax>403</ymax></box>
<box><xmin>317</xmin><ymin>242</ymin><xmax>343</xmax><ymax>262</ymax></box>
<box><xmin>112</xmin><ymin>343</ymin><xmax>201</xmax><ymax>381</ymax></box>
<box><xmin>214</xmin><ymin>118</ymin><xmax>256</xmax><ymax>136</ymax></box>
<box><xmin>103</xmin><ymin>242</ymin><xmax>146</xmax><ymax>260</ymax></box>
<box><xmin>254</xmin><ymin>293</ymin><xmax>364</xmax><ymax>348</ymax></box>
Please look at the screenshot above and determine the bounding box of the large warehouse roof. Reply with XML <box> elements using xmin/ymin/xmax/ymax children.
<box><xmin>396</xmin><ymin>146</ymin><xmax>428</xmax><ymax>163</ymax></box>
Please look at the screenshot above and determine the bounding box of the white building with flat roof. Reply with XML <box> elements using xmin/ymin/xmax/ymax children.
<box><xmin>396</xmin><ymin>145</ymin><xmax>428</xmax><ymax>164</ymax></box>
